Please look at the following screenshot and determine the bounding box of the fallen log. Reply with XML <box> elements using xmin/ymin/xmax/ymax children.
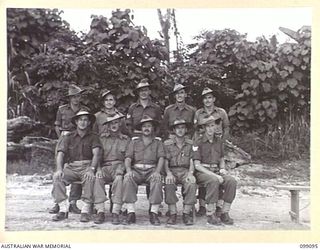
<box><xmin>225</xmin><ymin>140</ymin><xmax>252</xmax><ymax>169</ymax></box>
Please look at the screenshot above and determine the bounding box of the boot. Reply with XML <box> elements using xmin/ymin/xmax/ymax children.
<box><xmin>207</xmin><ymin>214</ymin><xmax>222</xmax><ymax>225</ymax></box>
<box><xmin>220</xmin><ymin>213</ymin><xmax>234</xmax><ymax>225</ymax></box>
<box><xmin>215</xmin><ymin>206</ymin><xmax>222</xmax><ymax>218</ymax></box>
<box><xmin>122</xmin><ymin>212</ymin><xmax>136</xmax><ymax>225</ymax></box>
<box><xmin>166</xmin><ymin>214</ymin><xmax>177</xmax><ymax>225</ymax></box>
<box><xmin>149</xmin><ymin>212</ymin><xmax>161</xmax><ymax>226</ymax></box>
<box><xmin>52</xmin><ymin>212</ymin><xmax>68</xmax><ymax>221</ymax></box>
<box><xmin>111</xmin><ymin>213</ymin><xmax>120</xmax><ymax>225</ymax></box>
<box><xmin>69</xmin><ymin>203</ymin><xmax>81</xmax><ymax>214</ymax></box>
<box><xmin>196</xmin><ymin>206</ymin><xmax>206</xmax><ymax>217</ymax></box>
<box><xmin>182</xmin><ymin>213</ymin><xmax>194</xmax><ymax>226</ymax></box>
<box><xmin>94</xmin><ymin>212</ymin><xmax>105</xmax><ymax>224</ymax></box>
<box><xmin>49</xmin><ymin>204</ymin><xmax>60</xmax><ymax>214</ymax></box>
<box><xmin>80</xmin><ymin>213</ymin><xmax>90</xmax><ymax>223</ymax></box>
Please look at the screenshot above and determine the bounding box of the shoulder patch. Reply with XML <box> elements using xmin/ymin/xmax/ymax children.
<box><xmin>155</xmin><ymin>137</ymin><xmax>162</xmax><ymax>141</ymax></box>
<box><xmin>164</xmin><ymin>139</ymin><xmax>174</xmax><ymax>146</ymax></box>
<box><xmin>192</xmin><ymin>145</ymin><xmax>198</xmax><ymax>151</ymax></box>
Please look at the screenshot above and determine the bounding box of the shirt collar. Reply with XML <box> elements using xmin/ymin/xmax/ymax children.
<box><xmin>136</xmin><ymin>99</ymin><xmax>154</xmax><ymax>108</ymax></box>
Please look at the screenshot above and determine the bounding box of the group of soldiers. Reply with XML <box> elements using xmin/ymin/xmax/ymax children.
<box><xmin>49</xmin><ymin>79</ymin><xmax>237</xmax><ymax>226</ymax></box>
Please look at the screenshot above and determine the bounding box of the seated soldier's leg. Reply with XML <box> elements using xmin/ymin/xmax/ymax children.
<box><xmin>110</xmin><ymin>173</ymin><xmax>123</xmax><ymax>225</ymax></box>
<box><xmin>220</xmin><ymin>175</ymin><xmax>237</xmax><ymax>225</ymax></box>
<box><xmin>180</xmin><ymin>169</ymin><xmax>197</xmax><ymax>225</ymax></box>
<box><xmin>51</xmin><ymin>167</ymin><xmax>79</xmax><ymax>221</ymax></box>
<box><xmin>164</xmin><ymin>181</ymin><xmax>178</xmax><ymax>225</ymax></box>
<box><xmin>93</xmin><ymin>172</ymin><xmax>110</xmax><ymax>224</ymax></box>
<box><xmin>79</xmin><ymin>170</ymin><xmax>95</xmax><ymax>223</ymax></box>
<box><xmin>215</xmin><ymin>186</ymin><xmax>224</xmax><ymax>217</ymax></box>
<box><xmin>122</xmin><ymin>169</ymin><xmax>142</xmax><ymax>225</ymax></box>
<box><xmin>195</xmin><ymin>172</ymin><xmax>221</xmax><ymax>225</ymax></box>
<box><xmin>147</xmin><ymin>169</ymin><xmax>163</xmax><ymax>226</ymax></box>
<box><xmin>68</xmin><ymin>183</ymin><xmax>82</xmax><ymax>214</ymax></box>
<box><xmin>197</xmin><ymin>186</ymin><xmax>206</xmax><ymax>216</ymax></box>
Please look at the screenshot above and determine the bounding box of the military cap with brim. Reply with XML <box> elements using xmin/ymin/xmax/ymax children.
<box><xmin>170</xmin><ymin>119</ymin><xmax>191</xmax><ymax>130</ymax></box>
<box><xmin>170</xmin><ymin>83</ymin><xmax>187</xmax><ymax>95</ymax></box>
<box><xmin>135</xmin><ymin>79</ymin><xmax>151</xmax><ymax>91</ymax></box>
<box><xmin>101</xmin><ymin>89</ymin><xmax>116</xmax><ymax>99</ymax></box>
<box><xmin>71</xmin><ymin>110</ymin><xmax>96</xmax><ymax>125</ymax></box>
<box><xmin>198</xmin><ymin>114</ymin><xmax>221</xmax><ymax>126</ymax></box>
<box><xmin>135</xmin><ymin>114</ymin><xmax>159</xmax><ymax>130</ymax></box>
<box><xmin>102</xmin><ymin>113</ymin><xmax>125</xmax><ymax>125</ymax></box>
<box><xmin>201</xmin><ymin>87</ymin><xmax>214</xmax><ymax>97</ymax></box>
<box><xmin>66</xmin><ymin>84</ymin><xmax>85</xmax><ymax>97</ymax></box>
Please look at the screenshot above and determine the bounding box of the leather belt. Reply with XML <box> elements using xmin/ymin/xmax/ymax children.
<box><xmin>170</xmin><ymin>165</ymin><xmax>189</xmax><ymax>169</ymax></box>
<box><xmin>103</xmin><ymin>160</ymin><xmax>123</xmax><ymax>166</ymax></box>
<box><xmin>134</xmin><ymin>164</ymin><xmax>156</xmax><ymax>170</ymax></box>
<box><xmin>70</xmin><ymin>160</ymin><xmax>91</xmax><ymax>166</ymax></box>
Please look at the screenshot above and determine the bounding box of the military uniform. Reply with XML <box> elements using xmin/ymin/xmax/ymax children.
<box><xmin>53</xmin><ymin>103</ymin><xmax>89</xmax><ymax>208</ymax></box>
<box><xmin>193</xmin><ymin>133</ymin><xmax>237</xmax><ymax>224</ymax></box>
<box><xmin>93</xmin><ymin>108</ymin><xmax>125</xmax><ymax>135</ymax></box>
<box><xmin>52</xmin><ymin>130</ymin><xmax>102</xmax><ymax>208</ymax></box>
<box><xmin>164</xmin><ymin>136</ymin><xmax>197</xmax><ymax>224</ymax></box>
<box><xmin>126</xmin><ymin>100</ymin><xmax>162</xmax><ymax>136</ymax></box>
<box><xmin>93</xmin><ymin>131</ymin><xmax>130</xmax><ymax>223</ymax></box>
<box><xmin>163</xmin><ymin>103</ymin><xmax>196</xmax><ymax>138</ymax></box>
<box><xmin>122</xmin><ymin>136</ymin><xmax>165</xmax><ymax>203</ymax></box>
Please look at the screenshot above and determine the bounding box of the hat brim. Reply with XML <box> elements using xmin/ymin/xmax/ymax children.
<box><xmin>102</xmin><ymin>115</ymin><xmax>125</xmax><ymax>125</ymax></box>
<box><xmin>134</xmin><ymin>85</ymin><xmax>151</xmax><ymax>93</ymax></box>
<box><xmin>71</xmin><ymin>113</ymin><xmax>96</xmax><ymax>126</ymax></box>
<box><xmin>170</xmin><ymin>122</ymin><xmax>192</xmax><ymax>130</ymax></box>
<box><xmin>135</xmin><ymin>119</ymin><xmax>159</xmax><ymax>130</ymax></box>
<box><xmin>66</xmin><ymin>89</ymin><xmax>85</xmax><ymax>97</ymax></box>
<box><xmin>197</xmin><ymin>118</ymin><xmax>222</xmax><ymax>127</ymax></box>
<box><xmin>169</xmin><ymin>86</ymin><xmax>188</xmax><ymax>95</ymax></box>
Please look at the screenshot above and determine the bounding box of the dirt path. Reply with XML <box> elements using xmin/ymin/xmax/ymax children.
<box><xmin>5</xmin><ymin>160</ymin><xmax>310</xmax><ymax>230</ymax></box>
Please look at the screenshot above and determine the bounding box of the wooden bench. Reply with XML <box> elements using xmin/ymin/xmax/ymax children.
<box><xmin>274</xmin><ymin>185</ymin><xmax>310</xmax><ymax>223</ymax></box>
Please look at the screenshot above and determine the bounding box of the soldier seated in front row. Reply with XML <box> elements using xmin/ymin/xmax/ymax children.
<box><xmin>51</xmin><ymin>110</ymin><xmax>101</xmax><ymax>222</ymax></box>
<box><xmin>93</xmin><ymin>113</ymin><xmax>130</xmax><ymax>225</ymax></box>
<box><xmin>192</xmin><ymin>115</ymin><xmax>237</xmax><ymax>225</ymax></box>
<box><xmin>164</xmin><ymin>119</ymin><xmax>197</xmax><ymax>225</ymax></box>
<box><xmin>122</xmin><ymin>115</ymin><xmax>165</xmax><ymax>226</ymax></box>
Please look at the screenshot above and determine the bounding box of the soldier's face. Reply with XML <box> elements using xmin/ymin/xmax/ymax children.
<box><xmin>175</xmin><ymin>89</ymin><xmax>186</xmax><ymax>103</ymax></box>
<box><xmin>205</xmin><ymin>122</ymin><xmax>216</xmax><ymax>136</ymax></box>
<box><xmin>103</xmin><ymin>94</ymin><xmax>116</xmax><ymax>109</ymax></box>
<box><xmin>109</xmin><ymin>119</ymin><xmax>120</xmax><ymax>133</ymax></box>
<box><xmin>70</xmin><ymin>95</ymin><xmax>81</xmax><ymax>105</ymax></box>
<box><xmin>174</xmin><ymin>124</ymin><xmax>187</xmax><ymax>137</ymax></box>
<box><xmin>138</xmin><ymin>87</ymin><xmax>151</xmax><ymax>100</ymax></box>
<box><xmin>203</xmin><ymin>94</ymin><xmax>215</xmax><ymax>107</ymax></box>
<box><xmin>141</xmin><ymin>122</ymin><xmax>153</xmax><ymax>136</ymax></box>
<box><xmin>76</xmin><ymin>115</ymin><xmax>91</xmax><ymax>130</ymax></box>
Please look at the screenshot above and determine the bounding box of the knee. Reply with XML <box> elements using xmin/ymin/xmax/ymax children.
<box><xmin>165</xmin><ymin>184</ymin><xmax>176</xmax><ymax>193</ymax></box>
<box><xmin>224</xmin><ymin>176</ymin><xmax>237</xmax><ymax>187</ymax></box>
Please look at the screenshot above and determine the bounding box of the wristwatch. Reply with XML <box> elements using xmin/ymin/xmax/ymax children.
<box><xmin>89</xmin><ymin>166</ymin><xmax>95</xmax><ymax>171</ymax></box>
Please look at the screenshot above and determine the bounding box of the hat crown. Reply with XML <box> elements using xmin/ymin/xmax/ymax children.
<box><xmin>202</xmin><ymin>87</ymin><xmax>213</xmax><ymax>96</ymax></box>
<box><xmin>199</xmin><ymin>114</ymin><xmax>220</xmax><ymax>126</ymax></box>
<box><xmin>173</xmin><ymin>119</ymin><xmax>187</xmax><ymax>126</ymax></box>
<box><xmin>68</xmin><ymin>84</ymin><xmax>83</xmax><ymax>96</ymax></box>
<box><xmin>101</xmin><ymin>89</ymin><xmax>113</xmax><ymax>99</ymax></box>
<box><xmin>71</xmin><ymin>109</ymin><xmax>96</xmax><ymax>125</ymax></box>
<box><xmin>136</xmin><ymin>79</ymin><xmax>150</xmax><ymax>90</ymax></box>
<box><xmin>140</xmin><ymin>114</ymin><xmax>154</xmax><ymax>123</ymax></box>
<box><xmin>173</xmin><ymin>84</ymin><xmax>186</xmax><ymax>93</ymax></box>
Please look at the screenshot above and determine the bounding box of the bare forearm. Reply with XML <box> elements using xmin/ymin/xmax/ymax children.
<box><xmin>91</xmin><ymin>148</ymin><xmax>101</xmax><ymax>169</ymax></box>
<box><xmin>55</xmin><ymin>126</ymin><xmax>61</xmax><ymax>138</ymax></box>
<box><xmin>155</xmin><ymin>157</ymin><xmax>164</xmax><ymax>173</ymax></box>
<box><xmin>125</xmin><ymin>158</ymin><xmax>132</xmax><ymax>173</ymax></box>
<box><xmin>56</xmin><ymin>152</ymin><xmax>64</xmax><ymax>171</ymax></box>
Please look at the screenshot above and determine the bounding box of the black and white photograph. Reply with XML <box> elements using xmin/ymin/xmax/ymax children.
<box><xmin>5</xmin><ymin>6</ymin><xmax>312</xmax><ymax>234</ymax></box>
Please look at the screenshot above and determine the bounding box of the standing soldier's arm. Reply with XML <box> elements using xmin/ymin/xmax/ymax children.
<box><xmin>54</xmin><ymin>109</ymin><xmax>62</xmax><ymax>138</ymax></box>
<box><xmin>126</xmin><ymin>105</ymin><xmax>134</xmax><ymax>136</ymax></box>
<box><xmin>162</xmin><ymin>107</ymin><xmax>169</xmax><ymax>139</ymax></box>
<box><xmin>221</xmin><ymin>109</ymin><xmax>230</xmax><ymax>140</ymax></box>
<box><xmin>124</xmin><ymin>140</ymin><xmax>134</xmax><ymax>177</ymax></box>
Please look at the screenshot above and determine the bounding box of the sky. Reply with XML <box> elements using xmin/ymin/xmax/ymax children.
<box><xmin>61</xmin><ymin>8</ymin><xmax>311</xmax><ymax>48</ymax></box>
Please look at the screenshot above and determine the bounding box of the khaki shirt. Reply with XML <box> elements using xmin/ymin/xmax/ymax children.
<box><xmin>55</xmin><ymin>104</ymin><xmax>89</xmax><ymax>132</ymax></box>
<box><xmin>162</xmin><ymin>103</ymin><xmax>196</xmax><ymax>137</ymax></box>
<box><xmin>93</xmin><ymin>108</ymin><xmax>125</xmax><ymax>135</ymax></box>
<box><xmin>100</xmin><ymin>132</ymin><xmax>130</xmax><ymax>163</ymax></box>
<box><xmin>194</xmin><ymin>106</ymin><xmax>229</xmax><ymax>135</ymax></box>
<box><xmin>125</xmin><ymin>137</ymin><xmax>165</xmax><ymax>165</ymax></box>
<box><xmin>57</xmin><ymin>130</ymin><xmax>101</xmax><ymax>162</ymax></box>
<box><xmin>164</xmin><ymin>137</ymin><xmax>193</xmax><ymax>168</ymax></box>
<box><xmin>192</xmin><ymin>134</ymin><xmax>224</xmax><ymax>164</ymax></box>
<box><xmin>126</xmin><ymin>99</ymin><xmax>162</xmax><ymax>134</ymax></box>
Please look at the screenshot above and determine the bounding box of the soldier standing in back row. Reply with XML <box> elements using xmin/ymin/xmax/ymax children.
<box><xmin>194</xmin><ymin>87</ymin><xmax>230</xmax><ymax>216</ymax></box>
<box><xmin>162</xmin><ymin>83</ymin><xmax>196</xmax><ymax>139</ymax></box>
<box><xmin>49</xmin><ymin>84</ymin><xmax>88</xmax><ymax>215</ymax></box>
<box><xmin>126</xmin><ymin>79</ymin><xmax>162</xmax><ymax>137</ymax></box>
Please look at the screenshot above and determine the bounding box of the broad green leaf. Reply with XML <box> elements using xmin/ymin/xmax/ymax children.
<box><xmin>287</xmin><ymin>78</ymin><xmax>298</xmax><ymax>88</ymax></box>
<box><xmin>262</xmin><ymin>100</ymin><xmax>270</xmax><ymax>109</ymax></box>
<box><xmin>278</xmin><ymin>81</ymin><xmax>287</xmax><ymax>91</ymax></box>
<box><xmin>262</xmin><ymin>82</ymin><xmax>271</xmax><ymax>92</ymax></box>
<box><xmin>290</xmin><ymin>89</ymin><xmax>299</xmax><ymax>97</ymax></box>
<box><xmin>258</xmin><ymin>73</ymin><xmax>267</xmax><ymax>81</ymax></box>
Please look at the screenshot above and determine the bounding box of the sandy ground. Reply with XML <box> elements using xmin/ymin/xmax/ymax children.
<box><xmin>5</xmin><ymin>161</ymin><xmax>310</xmax><ymax>231</ymax></box>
